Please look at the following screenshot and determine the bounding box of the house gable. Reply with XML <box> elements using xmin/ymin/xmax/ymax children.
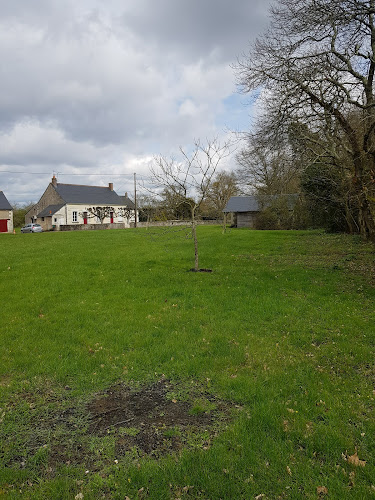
<box><xmin>26</xmin><ymin>183</ymin><xmax>65</xmax><ymax>224</ymax></box>
<box><xmin>0</xmin><ymin>191</ymin><xmax>13</xmax><ymax>210</ymax></box>
<box><xmin>0</xmin><ymin>191</ymin><xmax>13</xmax><ymax>233</ymax></box>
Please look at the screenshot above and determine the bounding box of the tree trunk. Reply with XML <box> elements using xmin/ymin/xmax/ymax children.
<box><xmin>358</xmin><ymin>192</ymin><xmax>375</xmax><ymax>241</ymax></box>
<box><xmin>192</xmin><ymin>207</ymin><xmax>199</xmax><ymax>271</ymax></box>
<box><xmin>354</xmin><ymin>154</ymin><xmax>375</xmax><ymax>241</ymax></box>
<box><xmin>222</xmin><ymin>212</ymin><xmax>227</xmax><ymax>234</ymax></box>
<box><xmin>343</xmin><ymin>201</ymin><xmax>355</xmax><ymax>235</ymax></box>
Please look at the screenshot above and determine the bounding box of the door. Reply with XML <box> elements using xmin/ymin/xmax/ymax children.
<box><xmin>0</xmin><ymin>219</ymin><xmax>7</xmax><ymax>232</ymax></box>
<box><xmin>110</xmin><ymin>212</ymin><xmax>114</xmax><ymax>223</ymax></box>
<box><xmin>83</xmin><ymin>212</ymin><xmax>88</xmax><ymax>224</ymax></box>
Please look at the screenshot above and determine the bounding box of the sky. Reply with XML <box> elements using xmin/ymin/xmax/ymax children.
<box><xmin>0</xmin><ymin>0</ymin><xmax>272</xmax><ymax>204</ymax></box>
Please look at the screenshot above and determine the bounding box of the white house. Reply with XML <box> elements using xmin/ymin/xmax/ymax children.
<box><xmin>26</xmin><ymin>176</ymin><xmax>137</xmax><ymax>231</ymax></box>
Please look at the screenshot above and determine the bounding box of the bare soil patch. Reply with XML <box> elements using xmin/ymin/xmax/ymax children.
<box><xmin>189</xmin><ymin>268</ymin><xmax>213</xmax><ymax>272</ymax></box>
<box><xmin>88</xmin><ymin>379</ymin><xmax>230</xmax><ymax>457</ymax></box>
<box><xmin>4</xmin><ymin>379</ymin><xmax>235</xmax><ymax>472</ymax></box>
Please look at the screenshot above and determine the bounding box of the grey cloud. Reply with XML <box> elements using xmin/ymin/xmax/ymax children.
<box><xmin>0</xmin><ymin>0</ymin><xmax>272</xmax><ymax>203</ymax></box>
<box><xmin>121</xmin><ymin>0</ymin><xmax>271</xmax><ymax>62</ymax></box>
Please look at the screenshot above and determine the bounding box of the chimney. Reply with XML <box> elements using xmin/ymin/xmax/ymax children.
<box><xmin>125</xmin><ymin>192</ymin><xmax>128</xmax><ymax>198</ymax></box>
<box><xmin>52</xmin><ymin>175</ymin><xmax>57</xmax><ymax>187</ymax></box>
<box><xmin>109</xmin><ymin>182</ymin><xmax>113</xmax><ymax>191</ymax></box>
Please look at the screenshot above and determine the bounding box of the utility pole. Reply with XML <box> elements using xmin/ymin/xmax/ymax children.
<box><xmin>134</xmin><ymin>172</ymin><xmax>137</xmax><ymax>228</ymax></box>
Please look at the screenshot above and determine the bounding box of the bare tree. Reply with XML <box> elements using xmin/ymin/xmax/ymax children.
<box><xmin>82</xmin><ymin>206</ymin><xmax>115</xmax><ymax>224</ymax></box>
<box><xmin>202</xmin><ymin>170</ymin><xmax>239</xmax><ymax>216</ymax></box>
<box><xmin>137</xmin><ymin>194</ymin><xmax>159</xmax><ymax>224</ymax></box>
<box><xmin>236</xmin><ymin>0</ymin><xmax>375</xmax><ymax>239</ymax></box>
<box><xmin>150</xmin><ymin>138</ymin><xmax>234</xmax><ymax>271</ymax></box>
<box><xmin>117</xmin><ymin>206</ymin><xmax>134</xmax><ymax>226</ymax></box>
<box><xmin>236</xmin><ymin>128</ymin><xmax>301</xmax><ymax>195</ymax></box>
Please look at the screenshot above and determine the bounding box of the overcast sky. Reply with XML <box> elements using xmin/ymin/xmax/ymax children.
<box><xmin>0</xmin><ymin>0</ymin><xmax>271</xmax><ymax>204</ymax></box>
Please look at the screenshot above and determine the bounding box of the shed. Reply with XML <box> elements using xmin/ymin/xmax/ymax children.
<box><xmin>223</xmin><ymin>195</ymin><xmax>298</xmax><ymax>228</ymax></box>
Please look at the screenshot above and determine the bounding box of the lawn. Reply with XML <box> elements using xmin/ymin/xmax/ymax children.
<box><xmin>0</xmin><ymin>226</ymin><xmax>374</xmax><ymax>499</ymax></box>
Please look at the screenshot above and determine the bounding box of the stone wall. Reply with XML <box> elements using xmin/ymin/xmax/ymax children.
<box><xmin>59</xmin><ymin>223</ymin><xmax>126</xmax><ymax>231</ymax></box>
<box><xmin>136</xmin><ymin>219</ymin><xmax>223</xmax><ymax>228</ymax></box>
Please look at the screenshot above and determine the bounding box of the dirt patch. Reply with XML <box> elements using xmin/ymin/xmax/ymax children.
<box><xmin>87</xmin><ymin>379</ymin><xmax>230</xmax><ymax>457</ymax></box>
<box><xmin>3</xmin><ymin>379</ymin><xmax>235</xmax><ymax>472</ymax></box>
<box><xmin>189</xmin><ymin>268</ymin><xmax>213</xmax><ymax>272</ymax></box>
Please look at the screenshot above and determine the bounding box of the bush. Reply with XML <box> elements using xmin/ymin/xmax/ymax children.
<box><xmin>255</xmin><ymin>196</ymin><xmax>310</xmax><ymax>230</ymax></box>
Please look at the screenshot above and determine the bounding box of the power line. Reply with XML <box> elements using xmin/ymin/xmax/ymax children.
<box><xmin>0</xmin><ymin>170</ymin><xmax>135</xmax><ymax>177</ymax></box>
<box><xmin>0</xmin><ymin>170</ymin><xmax>53</xmax><ymax>175</ymax></box>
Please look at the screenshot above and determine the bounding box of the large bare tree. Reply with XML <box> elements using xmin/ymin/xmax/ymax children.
<box><xmin>236</xmin><ymin>126</ymin><xmax>302</xmax><ymax>195</ymax></box>
<box><xmin>150</xmin><ymin>138</ymin><xmax>234</xmax><ymax>271</ymax></box>
<box><xmin>237</xmin><ymin>0</ymin><xmax>375</xmax><ymax>239</ymax></box>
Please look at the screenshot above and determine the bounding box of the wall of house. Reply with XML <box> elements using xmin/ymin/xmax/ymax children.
<box><xmin>37</xmin><ymin>217</ymin><xmax>53</xmax><ymax>231</ymax></box>
<box><xmin>25</xmin><ymin>184</ymin><xmax>64</xmax><ymax>224</ymax></box>
<box><xmin>63</xmin><ymin>205</ymin><xmax>134</xmax><ymax>227</ymax></box>
<box><xmin>35</xmin><ymin>207</ymin><xmax>65</xmax><ymax>231</ymax></box>
<box><xmin>31</xmin><ymin>203</ymin><xmax>136</xmax><ymax>230</ymax></box>
<box><xmin>237</xmin><ymin>212</ymin><xmax>258</xmax><ymax>228</ymax></box>
<box><xmin>0</xmin><ymin>209</ymin><xmax>13</xmax><ymax>233</ymax></box>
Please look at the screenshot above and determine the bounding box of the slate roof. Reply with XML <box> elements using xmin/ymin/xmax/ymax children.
<box><xmin>54</xmin><ymin>183</ymin><xmax>124</xmax><ymax>205</ymax></box>
<box><xmin>37</xmin><ymin>204</ymin><xmax>65</xmax><ymax>217</ymax></box>
<box><xmin>0</xmin><ymin>191</ymin><xmax>12</xmax><ymax>210</ymax></box>
<box><xmin>223</xmin><ymin>194</ymin><xmax>299</xmax><ymax>213</ymax></box>
<box><xmin>118</xmin><ymin>195</ymin><xmax>135</xmax><ymax>209</ymax></box>
<box><xmin>223</xmin><ymin>196</ymin><xmax>260</xmax><ymax>213</ymax></box>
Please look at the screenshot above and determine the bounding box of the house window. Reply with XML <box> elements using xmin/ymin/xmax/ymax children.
<box><xmin>72</xmin><ymin>211</ymin><xmax>78</xmax><ymax>222</ymax></box>
<box><xmin>54</xmin><ymin>218</ymin><xmax>57</xmax><ymax>223</ymax></box>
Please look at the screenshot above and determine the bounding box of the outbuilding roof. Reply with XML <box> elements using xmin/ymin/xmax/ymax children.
<box><xmin>37</xmin><ymin>204</ymin><xmax>65</xmax><ymax>217</ymax></box>
<box><xmin>223</xmin><ymin>194</ymin><xmax>299</xmax><ymax>213</ymax></box>
<box><xmin>0</xmin><ymin>191</ymin><xmax>12</xmax><ymax>210</ymax></box>
<box><xmin>223</xmin><ymin>196</ymin><xmax>261</xmax><ymax>213</ymax></box>
<box><xmin>54</xmin><ymin>183</ymin><xmax>124</xmax><ymax>205</ymax></box>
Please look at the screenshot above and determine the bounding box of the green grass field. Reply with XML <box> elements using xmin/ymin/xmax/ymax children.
<box><xmin>1</xmin><ymin>227</ymin><xmax>375</xmax><ymax>499</ymax></box>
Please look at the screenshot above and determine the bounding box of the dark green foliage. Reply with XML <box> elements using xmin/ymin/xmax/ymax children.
<box><xmin>301</xmin><ymin>163</ymin><xmax>357</xmax><ymax>233</ymax></box>
<box><xmin>255</xmin><ymin>196</ymin><xmax>310</xmax><ymax>230</ymax></box>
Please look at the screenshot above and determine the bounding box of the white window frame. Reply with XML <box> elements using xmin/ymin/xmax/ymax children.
<box><xmin>72</xmin><ymin>211</ymin><xmax>78</xmax><ymax>222</ymax></box>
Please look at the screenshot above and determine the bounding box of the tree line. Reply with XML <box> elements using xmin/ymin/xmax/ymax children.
<box><xmin>144</xmin><ymin>0</ymin><xmax>375</xmax><ymax>238</ymax></box>
<box><xmin>16</xmin><ymin>0</ymin><xmax>375</xmax><ymax>241</ymax></box>
<box><xmin>235</xmin><ymin>0</ymin><xmax>375</xmax><ymax>240</ymax></box>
